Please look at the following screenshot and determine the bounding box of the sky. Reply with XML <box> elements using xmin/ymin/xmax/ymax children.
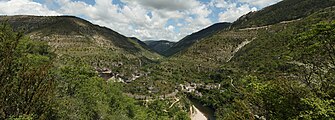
<box><xmin>0</xmin><ymin>0</ymin><xmax>281</xmax><ymax>41</ymax></box>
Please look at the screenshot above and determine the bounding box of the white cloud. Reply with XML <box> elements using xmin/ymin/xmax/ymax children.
<box><xmin>218</xmin><ymin>4</ymin><xmax>257</xmax><ymax>22</ymax></box>
<box><xmin>211</xmin><ymin>0</ymin><xmax>232</xmax><ymax>8</ymax></box>
<box><xmin>53</xmin><ymin>0</ymin><xmax>213</xmax><ymax>41</ymax></box>
<box><xmin>0</xmin><ymin>0</ymin><xmax>59</xmax><ymax>15</ymax></box>
<box><xmin>211</xmin><ymin>0</ymin><xmax>281</xmax><ymax>22</ymax></box>
<box><xmin>121</xmin><ymin>0</ymin><xmax>200</xmax><ymax>11</ymax></box>
<box><xmin>239</xmin><ymin>0</ymin><xmax>282</xmax><ymax>8</ymax></box>
<box><xmin>0</xmin><ymin>0</ymin><xmax>281</xmax><ymax>41</ymax></box>
<box><xmin>211</xmin><ymin>0</ymin><xmax>281</xmax><ymax>8</ymax></box>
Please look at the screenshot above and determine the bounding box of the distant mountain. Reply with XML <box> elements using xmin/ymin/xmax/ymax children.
<box><xmin>143</xmin><ymin>40</ymin><xmax>175</xmax><ymax>56</ymax></box>
<box><xmin>0</xmin><ymin>15</ymin><xmax>161</xmax><ymax>72</ymax></box>
<box><xmin>232</xmin><ymin>0</ymin><xmax>335</xmax><ymax>28</ymax></box>
<box><xmin>128</xmin><ymin>37</ymin><xmax>156</xmax><ymax>53</ymax></box>
<box><xmin>163</xmin><ymin>22</ymin><xmax>231</xmax><ymax>56</ymax></box>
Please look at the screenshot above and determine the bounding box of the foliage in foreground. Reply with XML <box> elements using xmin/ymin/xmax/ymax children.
<box><xmin>0</xmin><ymin>23</ymin><xmax>55</xmax><ymax>119</ymax></box>
<box><xmin>193</xmin><ymin>21</ymin><xmax>335</xmax><ymax>120</ymax></box>
<box><xmin>0</xmin><ymin>24</ymin><xmax>189</xmax><ymax>119</ymax></box>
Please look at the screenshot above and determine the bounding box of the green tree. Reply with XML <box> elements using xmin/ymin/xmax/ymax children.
<box><xmin>289</xmin><ymin>21</ymin><xmax>335</xmax><ymax>119</ymax></box>
<box><xmin>0</xmin><ymin>23</ymin><xmax>55</xmax><ymax>119</ymax></box>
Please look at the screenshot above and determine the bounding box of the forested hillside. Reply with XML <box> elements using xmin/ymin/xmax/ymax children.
<box><xmin>232</xmin><ymin>0</ymin><xmax>335</xmax><ymax>28</ymax></box>
<box><xmin>1</xmin><ymin>0</ymin><xmax>335</xmax><ymax>120</ymax></box>
<box><xmin>0</xmin><ymin>16</ymin><xmax>162</xmax><ymax>78</ymax></box>
<box><xmin>180</xmin><ymin>6</ymin><xmax>335</xmax><ymax>119</ymax></box>
<box><xmin>126</xmin><ymin>3</ymin><xmax>335</xmax><ymax>120</ymax></box>
<box><xmin>0</xmin><ymin>18</ymin><xmax>189</xmax><ymax>119</ymax></box>
<box><xmin>163</xmin><ymin>22</ymin><xmax>232</xmax><ymax>56</ymax></box>
<box><xmin>143</xmin><ymin>40</ymin><xmax>175</xmax><ymax>55</ymax></box>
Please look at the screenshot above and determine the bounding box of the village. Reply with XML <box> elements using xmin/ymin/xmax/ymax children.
<box><xmin>96</xmin><ymin>67</ymin><xmax>222</xmax><ymax>100</ymax></box>
<box><xmin>96</xmin><ymin>67</ymin><xmax>146</xmax><ymax>83</ymax></box>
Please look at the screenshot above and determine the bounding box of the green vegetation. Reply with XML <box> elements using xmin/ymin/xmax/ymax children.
<box><xmin>126</xmin><ymin>5</ymin><xmax>335</xmax><ymax>120</ymax></box>
<box><xmin>185</xmin><ymin>9</ymin><xmax>335</xmax><ymax>119</ymax></box>
<box><xmin>143</xmin><ymin>40</ymin><xmax>175</xmax><ymax>55</ymax></box>
<box><xmin>0</xmin><ymin>24</ymin><xmax>189</xmax><ymax>119</ymax></box>
<box><xmin>232</xmin><ymin>0</ymin><xmax>335</xmax><ymax>28</ymax></box>
<box><xmin>163</xmin><ymin>22</ymin><xmax>232</xmax><ymax>57</ymax></box>
<box><xmin>2</xmin><ymin>1</ymin><xmax>335</xmax><ymax>120</ymax></box>
<box><xmin>0</xmin><ymin>23</ymin><xmax>55</xmax><ymax>119</ymax></box>
<box><xmin>0</xmin><ymin>15</ymin><xmax>162</xmax><ymax>81</ymax></box>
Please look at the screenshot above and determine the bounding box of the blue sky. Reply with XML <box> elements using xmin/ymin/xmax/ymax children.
<box><xmin>0</xmin><ymin>0</ymin><xmax>281</xmax><ymax>41</ymax></box>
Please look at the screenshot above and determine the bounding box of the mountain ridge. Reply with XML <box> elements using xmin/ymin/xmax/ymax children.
<box><xmin>0</xmin><ymin>15</ymin><xmax>147</xmax><ymax>53</ymax></box>
<box><xmin>161</xmin><ymin>0</ymin><xmax>335</xmax><ymax>57</ymax></box>
<box><xmin>0</xmin><ymin>15</ymin><xmax>161</xmax><ymax>76</ymax></box>
<box><xmin>232</xmin><ymin>0</ymin><xmax>335</xmax><ymax>28</ymax></box>
<box><xmin>162</xmin><ymin>22</ymin><xmax>232</xmax><ymax>56</ymax></box>
<box><xmin>143</xmin><ymin>40</ymin><xmax>175</xmax><ymax>56</ymax></box>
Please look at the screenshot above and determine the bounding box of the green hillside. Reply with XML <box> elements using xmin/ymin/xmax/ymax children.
<box><xmin>163</xmin><ymin>22</ymin><xmax>231</xmax><ymax>56</ymax></box>
<box><xmin>0</xmin><ymin>15</ymin><xmax>161</xmax><ymax>74</ymax></box>
<box><xmin>129</xmin><ymin>37</ymin><xmax>157</xmax><ymax>53</ymax></box>
<box><xmin>0</xmin><ymin>16</ymin><xmax>191</xmax><ymax>120</ymax></box>
<box><xmin>126</xmin><ymin>3</ymin><xmax>335</xmax><ymax>120</ymax></box>
<box><xmin>176</xmin><ymin>6</ymin><xmax>335</xmax><ymax>120</ymax></box>
<box><xmin>232</xmin><ymin>0</ymin><xmax>335</xmax><ymax>28</ymax></box>
<box><xmin>143</xmin><ymin>40</ymin><xmax>175</xmax><ymax>55</ymax></box>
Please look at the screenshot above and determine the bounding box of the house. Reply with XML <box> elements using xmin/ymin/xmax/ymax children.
<box><xmin>96</xmin><ymin>67</ymin><xmax>115</xmax><ymax>80</ymax></box>
<box><xmin>180</xmin><ymin>83</ymin><xmax>197</xmax><ymax>93</ymax></box>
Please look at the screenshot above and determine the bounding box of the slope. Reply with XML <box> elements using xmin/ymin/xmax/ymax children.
<box><xmin>163</xmin><ymin>22</ymin><xmax>231</xmax><ymax>56</ymax></box>
<box><xmin>182</xmin><ymin>6</ymin><xmax>335</xmax><ymax>120</ymax></box>
<box><xmin>173</xmin><ymin>0</ymin><xmax>335</xmax><ymax>71</ymax></box>
<box><xmin>124</xmin><ymin>2</ymin><xmax>335</xmax><ymax>116</ymax></box>
<box><xmin>129</xmin><ymin>37</ymin><xmax>156</xmax><ymax>53</ymax></box>
<box><xmin>144</xmin><ymin>40</ymin><xmax>175</xmax><ymax>55</ymax></box>
<box><xmin>0</xmin><ymin>16</ymin><xmax>191</xmax><ymax>119</ymax></box>
<box><xmin>232</xmin><ymin>0</ymin><xmax>335</xmax><ymax>28</ymax></box>
<box><xmin>164</xmin><ymin>0</ymin><xmax>335</xmax><ymax>58</ymax></box>
<box><xmin>0</xmin><ymin>15</ymin><xmax>161</xmax><ymax>76</ymax></box>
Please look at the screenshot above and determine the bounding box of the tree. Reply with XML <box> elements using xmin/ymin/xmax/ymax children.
<box><xmin>288</xmin><ymin>21</ymin><xmax>335</xmax><ymax>119</ymax></box>
<box><xmin>0</xmin><ymin>23</ymin><xmax>55</xmax><ymax>119</ymax></box>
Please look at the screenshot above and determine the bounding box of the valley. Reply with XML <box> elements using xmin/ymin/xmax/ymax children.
<box><xmin>1</xmin><ymin>0</ymin><xmax>335</xmax><ymax>119</ymax></box>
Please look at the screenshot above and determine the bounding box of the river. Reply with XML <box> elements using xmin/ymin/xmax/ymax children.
<box><xmin>189</xmin><ymin>97</ymin><xmax>216</xmax><ymax>120</ymax></box>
